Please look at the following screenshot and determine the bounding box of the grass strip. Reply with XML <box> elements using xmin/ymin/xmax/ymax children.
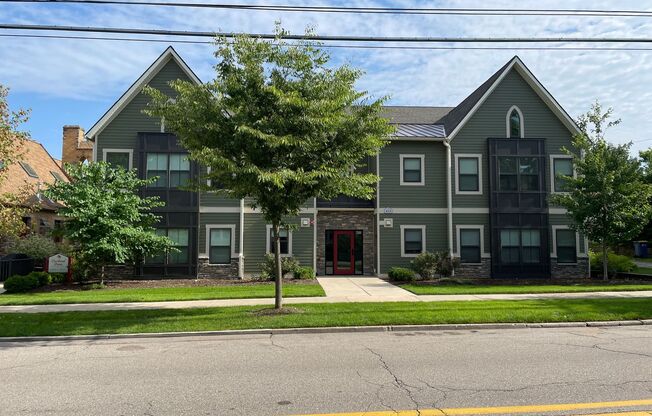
<box><xmin>0</xmin><ymin>283</ymin><xmax>325</xmax><ymax>306</ymax></box>
<box><xmin>0</xmin><ymin>298</ymin><xmax>650</xmax><ymax>337</ymax></box>
<box><xmin>400</xmin><ymin>283</ymin><xmax>652</xmax><ymax>295</ymax></box>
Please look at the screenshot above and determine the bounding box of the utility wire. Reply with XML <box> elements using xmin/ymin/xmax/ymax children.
<box><xmin>3</xmin><ymin>24</ymin><xmax>652</xmax><ymax>44</ymax></box>
<box><xmin>5</xmin><ymin>33</ymin><xmax>652</xmax><ymax>52</ymax></box>
<box><xmin>3</xmin><ymin>0</ymin><xmax>652</xmax><ymax>17</ymax></box>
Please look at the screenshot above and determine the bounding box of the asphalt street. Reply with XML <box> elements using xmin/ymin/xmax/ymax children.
<box><xmin>1</xmin><ymin>326</ymin><xmax>651</xmax><ymax>415</ymax></box>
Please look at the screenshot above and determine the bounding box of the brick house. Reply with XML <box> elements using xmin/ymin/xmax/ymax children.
<box><xmin>78</xmin><ymin>46</ymin><xmax>588</xmax><ymax>279</ymax></box>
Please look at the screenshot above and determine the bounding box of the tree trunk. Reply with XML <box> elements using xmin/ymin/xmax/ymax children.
<box><xmin>273</xmin><ymin>223</ymin><xmax>283</xmax><ymax>309</ymax></box>
<box><xmin>602</xmin><ymin>241</ymin><xmax>608</xmax><ymax>281</ymax></box>
<box><xmin>100</xmin><ymin>265</ymin><xmax>105</xmax><ymax>286</ymax></box>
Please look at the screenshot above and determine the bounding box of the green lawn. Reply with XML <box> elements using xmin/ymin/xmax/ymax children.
<box><xmin>634</xmin><ymin>266</ymin><xmax>652</xmax><ymax>275</ymax></box>
<box><xmin>0</xmin><ymin>298</ymin><xmax>650</xmax><ymax>337</ymax></box>
<box><xmin>0</xmin><ymin>283</ymin><xmax>325</xmax><ymax>306</ymax></box>
<box><xmin>635</xmin><ymin>257</ymin><xmax>652</xmax><ymax>263</ymax></box>
<box><xmin>400</xmin><ymin>283</ymin><xmax>652</xmax><ymax>295</ymax></box>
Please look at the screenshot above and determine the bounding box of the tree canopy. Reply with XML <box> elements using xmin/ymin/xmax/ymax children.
<box><xmin>145</xmin><ymin>27</ymin><xmax>393</xmax><ymax>307</ymax></box>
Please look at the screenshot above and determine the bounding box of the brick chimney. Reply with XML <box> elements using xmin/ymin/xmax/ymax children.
<box><xmin>62</xmin><ymin>125</ymin><xmax>93</xmax><ymax>166</ymax></box>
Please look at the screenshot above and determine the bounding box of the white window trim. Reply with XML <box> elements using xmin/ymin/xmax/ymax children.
<box><xmin>102</xmin><ymin>148</ymin><xmax>133</xmax><ymax>170</ymax></box>
<box><xmin>399</xmin><ymin>154</ymin><xmax>425</xmax><ymax>186</ymax></box>
<box><xmin>400</xmin><ymin>225</ymin><xmax>426</xmax><ymax>257</ymax></box>
<box><xmin>506</xmin><ymin>105</ymin><xmax>525</xmax><ymax>138</ymax></box>
<box><xmin>454</xmin><ymin>154</ymin><xmax>483</xmax><ymax>195</ymax></box>
<box><xmin>455</xmin><ymin>225</ymin><xmax>490</xmax><ymax>264</ymax></box>
<box><xmin>265</xmin><ymin>224</ymin><xmax>293</xmax><ymax>257</ymax></box>
<box><xmin>203</xmin><ymin>224</ymin><xmax>238</xmax><ymax>264</ymax></box>
<box><xmin>551</xmin><ymin>225</ymin><xmax>581</xmax><ymax>263</ymax></box>
<box><xmin>550</xmin><ymin>155</ymin><xmax>575</xmax><ymax>194</ymax></box>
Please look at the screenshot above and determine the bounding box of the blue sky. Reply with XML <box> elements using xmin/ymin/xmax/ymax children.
<box><xmin>1</xmin><ymin>0</ymin><xmax>652</xmax><ymax>159</ymax></box>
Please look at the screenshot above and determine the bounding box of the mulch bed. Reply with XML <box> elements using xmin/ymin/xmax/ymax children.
<box><xmin>30</xmin><ymin>278</ymin><xmax>319</xmax><ymax>292</ymax></box>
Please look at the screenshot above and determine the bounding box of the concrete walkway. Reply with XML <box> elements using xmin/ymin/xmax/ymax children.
<box><xmin>0</xmin><ymin>276</ymin><xmax>651</xmax><ymax>314</ymax></box>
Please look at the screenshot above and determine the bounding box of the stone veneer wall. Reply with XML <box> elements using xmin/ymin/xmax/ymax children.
<box><xmin>551</xmin><ymin>257</ymin><xmax>590</xmax><ymax>279</ymax></box>
<box><xmin>454</xmin><ymin>258</ymin><xmax>491</xmax><ymax>278</ymax></box>
<box><xmin>316</xmin><ymin>211</ymin><xmax>376</xmax><ymax>276</ymax></box>
<box><xmin>104</xmin><ymin>265</ymin><xmax>137</xmax><ymax>279</ymax></box>
<box><xmin>197</xmin><ymin>258</ymin><xmax>240</xmax><ymax>279</ymax></box>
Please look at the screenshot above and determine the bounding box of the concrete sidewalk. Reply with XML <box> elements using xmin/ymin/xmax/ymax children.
<box><xmin>0</xmin><ymin>276</ymin><xmax>651</xmax><ymax>314</ymax></box>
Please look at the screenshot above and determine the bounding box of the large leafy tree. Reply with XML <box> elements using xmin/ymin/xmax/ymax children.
<box><xmin>44</xmin><ymin>162</ymin><xmax>175</xmax><ymax>283</ymax></box>
<box><xmin>146</xmin><ymin>28</ymin><xmax>393</xmax><ymax>308</ymax></box>
<box><xmin>0</xmin><ymin>84</ymin><xmax>32</xmax><ymax>247</ymax></box>
<box><xmin>550</xmin><ymin>102</ymin><xmax>652</xmax><ymax>279</ymax></box>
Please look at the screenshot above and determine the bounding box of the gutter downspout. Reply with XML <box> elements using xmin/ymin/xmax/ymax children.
<box><xmin>376</xmin><ymin>151</ymin><xmax>381</xmax><ymax>276</ymax></box>
<box><xmin>313</xmin><ymin>198</ymin><xmax>317</xmax><ymax>273</ymax></box>
<box><xmin>443</xmin><ymin>139</ymin><xmax>454</xmax><ymax>275</ymax></box>
<box><xmin>239</xmin><ymin>198</ymin><xmax>244</xmax><ymax>279</ymax></box>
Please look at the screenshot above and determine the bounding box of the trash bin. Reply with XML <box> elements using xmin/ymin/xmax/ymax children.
<box><xmin>634</xmin><ymin>241</ymin><xmax>649</xmax><ymax>258</ymax></box>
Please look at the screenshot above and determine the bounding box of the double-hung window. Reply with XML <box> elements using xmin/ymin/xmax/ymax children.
<box><xmin>521</xmin><ymin>230</ymin><xmax>541</xmax><ymax>263</ymax></box>
<box><xmin>402</xmin><ymin>226</ymin><xmax>425</xmax><ymax>257</ymax></box>
<box><xmin>556</xmin><ymin>229</ymin><xmax>577</xmax><ymax>263</ymax></box>
<box><xmin>146</xmin><ymin>153</ymin><xmax>169</xmax><ymax>187</ymax></box>
<box><xmin>500</xmin><ymin>229</ymin><xmax>520</xmax><ymax>264</ymax></box>
<box><xmin>457</xmin><ymin>156</ymin><xmax>480</xmax><ymax>193</ymax></box>
<box><xmin>459</xmin><ymin>228</ymin><xmax>481</xmax><ymax>263</ymax></box>
<box><xmin>209</xmin><ymin>228</ymin><xmax>232</xmax><ymax>264</ymax></box>
<box><xmin>148</xmin><ymin>228</ymin><xmax>189</xmax><ymax>264</ymax></box>
<box><xmin>552</xmin><ymin>157</ymin><xmax>573</xmax><ymax>193</ymax></box>
<box><xmin>169</xmin><ymin>154</ymin><xmax>191</xmax><ymax>187</ymax></box>
<box><xmin>400</xmin><ymin>155</ymin><xmax>424</xmax><ymax>185</ymax></box>
<box><xmin>267</xmin><ymin>227</ymin><xmax>290</xmax><ymax>255</ymax></box>
<box><xmin>104</xmin><ymin>150</ymin><xmax>132</xmax><ymax>170</ymax></box>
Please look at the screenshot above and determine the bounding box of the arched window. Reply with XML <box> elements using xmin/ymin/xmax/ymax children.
<box><xmin>506</xmin><ymin>106</ymin><xmax>524</xmax><ymax>138</ymax></box>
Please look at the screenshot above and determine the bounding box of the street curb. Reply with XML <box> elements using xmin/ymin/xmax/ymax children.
<box><xmin>1</xmin><ymin>319</ymin><xmax>650</xmax><ymax>343</ymax></box>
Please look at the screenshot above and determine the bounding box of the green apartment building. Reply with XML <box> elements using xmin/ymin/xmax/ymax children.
<box><xmin>71</xmin><ymin>47</ymin><xmax>588</xmax><ymax>280</ymax></box>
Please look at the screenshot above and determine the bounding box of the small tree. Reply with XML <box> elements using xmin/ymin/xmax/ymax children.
<box><xmin>44</xmin><ymin>162</ymin><xmax>176</xmax><ymax>283</ymax></box>
<box><xmin>0</xmin><ymin>84</ymin><xmax>32</xmax><ymax>247</ymax></box>
<box><xmin>146</xmin><ymin>27</ymin><xmax>393</xmax><ymax>308</ymax></box>
<box><xmin>550</xmin><ymin>102</ymin><xmax>652</xmax><ymax>280</ymax></box>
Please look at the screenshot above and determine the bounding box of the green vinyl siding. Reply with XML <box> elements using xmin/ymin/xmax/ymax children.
<box><xmin>243</xmin><ymin>214</ymin><xmax>314</xmax><ymax>275</ymax></box>
<box><xmin>96</xmin><ymin>58</ymin><xmax>192</xmax><ymax>164</ymax></box>
<box><xmin>198</xmin><ymin>213</ymin><xmax>240</xmax><ymax>255</ymax></box>
<box><xmin>378</xmin><ymin>141</ymin><xmax>446</xmax><ymax>208</ymax></box>
<box><xmin>451</xmin><ymin>68</ymin><xmax>576</xmax><ymax>208</ymax></box>
<box><xmin>453</xmin><ymin>213</ymin><xmax>491</xmax><ymax>256</ymax></box>
<box><xmin>378</xmin><ymin>214</ymin><xmax>447</xmax><ymax>274</ymax></box>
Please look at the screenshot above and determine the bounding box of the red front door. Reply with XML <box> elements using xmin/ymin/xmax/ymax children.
<box><xmin>333</xmin><ymin>230</ymin><xmax>355</xmax><ymax>275</ymax></box>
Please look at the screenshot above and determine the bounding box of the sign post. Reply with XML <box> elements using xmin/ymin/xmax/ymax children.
<box><xmin>46</xmin><ymin>254</ymin><xmax>72</xmax><ymax>285</ymax></box>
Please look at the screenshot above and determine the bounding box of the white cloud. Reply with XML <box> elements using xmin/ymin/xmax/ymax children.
<box><xmin>1</xmin><ymin>0</ymin><xmax>651</xmax><ymax>153</ymax></box>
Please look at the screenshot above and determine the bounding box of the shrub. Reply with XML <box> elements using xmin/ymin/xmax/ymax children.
<box><xmin>7</xmin><ymin>234</ymin><xmax>60</xmax><ymax>260</ymax></box>
<box><xmin>50</xmin><ymin>273</ymin><xmax>67</xmax><ymax>284</ymax></box>
<box><xmin>590</xmin><ymin>251</ymin><xmax>636</xmax><ymax>277</ymax></box>
<box><xmin>410</xmin><ymin>252</ymin><xmax>439</xmax><ymax>279</ymax></box>
<box><xmin>388</xmin><ymin>267</ymin><xmax>415</xmax><ymax>282</ymax></box>
<box><xmin>294</xmin><ymin>266</ymin><xmax>316</xmax><ymax>280</ymax></box>
<box><xmin>3</xmin><ymin>274</ymin><xmax>40</xmax><ymax>293</ymax></box>
<box><xmin>436</xmin><ymin>251</ymin><xmax>460</xmax><ymax>278</ymax></box>
<box><xmin>29</xmin><ymin>271</ymin><xmax>52</xmax><ymax>286</ymax></box>
<box><xmin>260</xmin><ymin>253</ymin><xmax>300</xmax><ymax>280</ymax></box>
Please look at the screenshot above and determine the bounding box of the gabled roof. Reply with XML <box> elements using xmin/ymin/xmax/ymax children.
<box><xmin>381</xmin><ymin>106</ymin><xmax>453</xmax><ymax>124</ymax></box>
<box><xmin>0</xmin><ymin>138</ymin><xmax>70</xmax><ymax>210</ymax></box>
<box><xmin>85</xmin><ymin>46</ymin><xmax>201</xmax><ymax>140</ymax></box>
<box><xmin>441</xmin><ymin>56</ymin><xmax>580</xmax><ymax>140</ymax></box>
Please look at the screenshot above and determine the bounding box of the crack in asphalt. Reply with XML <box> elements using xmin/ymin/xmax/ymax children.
<box><xmin>269</xmin><ymin>334</ymin><xmax>287</xmax><ymax>350</ymax></box>
<box><xmin>366</xmin><ymin>347</ymin><xmax>423</xmax><ymax>416</ymax></box>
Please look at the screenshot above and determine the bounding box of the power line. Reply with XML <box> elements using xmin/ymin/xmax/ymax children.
<box><xmin>3</xmin><ymin>24</ymin><xmax>652</xmax><ymax>44</ymax></box>
<box><xmin>3</xmin><ymin>0</ymin><xmax>652</xmax><ymax>17</ymax></box>
<box><xmin>5</xmin><ymin>33</ymin><xmax>652</xmax><ymax>52</ymax></box>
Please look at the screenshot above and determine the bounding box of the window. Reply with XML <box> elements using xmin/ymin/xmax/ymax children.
<box><xmin>148</xmin><ymin>228</ymin><xmax>189</xmax><ymax>264</ymax></box>
<box><xmin>459</xmin><ymin>229</ymin><xmax>481</xmax><ymax>263</ymax></box>
<box><xmin>51</xmin><ymin>171</ymin><xmax>65</xmax><ymax>182</ymax></box>
<box><xmin>456</xmin><ymin>155</ymin><xmax>481</xmax><ymax>193</ymax></box>
<box><xmin>556</xmin><ymin>229</ymin><xmax>577</xmax><ymax>263</ymax></box>
<box><xmin>267</xmin><ymin>226</ymin><xmax>291</xmax><ymax>256</ymax></box>
<box><xmin>552</xmin><ymin>157</ymin><xmax>573</xmax><ymax>192</ymax></box>
<box><xmin>401</xmin><ymin>226</ymin><xmax>425</xmax><ymax>257</ymax></box>
<box><xmin>499</xmin><ymin>157</ymin><xmax>518</xmax><ymax>191</ymax></box>
<box><xmin>19</xmin><ymin>161</ymin><xmax>39</xmax><ymax>178</ymax></box>
<box><xmin>500</xmin><ymin>229</ymin><xmax>520</xmax><ymax>264</ymax></box>
<box><xmin>105</xmin><ymin>150</ymin><xmax>131</xmax><ymax>170</ymax></box>
<box><xmin>507</xmin><ymin>106</ymin><xmax>524</xmax><ymax>138</ymax></box>
<box><xmin>146</xmin><ymin>153</ymin><xmax>168</xmax><ymax>187</ymax></box>
<box><xmin>521</xmin><ymin>230</ymin><xmax>540</xmax><ymax>263</ymax></box>
<box><xmin>519</xmin><ymin>157</ymin><xmax>539</xmax><ymax>191</ymax></box>
<box><xmin>167</xmin><ymin>229</ymin><xmax>189</xmax><ymax>264</ymax></box>
<box><xmin>400</xmin><ymin>155</ymin><xmax>424</xmax><ymax>185</ymax></box>
<box><xmin>169</xmin><ymin>154</ymin><xmax>191</xmax><ymax>187</ymax></box>
<box><xmin>209</xmin><ymin>228</ymin><xmax>232</xmax><ymax>264</ymax></box>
